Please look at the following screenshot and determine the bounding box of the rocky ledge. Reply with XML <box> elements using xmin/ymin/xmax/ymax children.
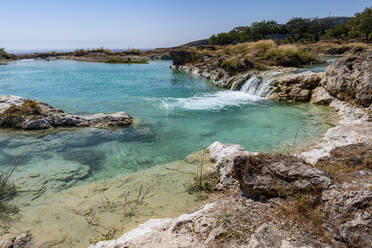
<box><xmin>91</xmin><ymin>138</ymin><xmax>371</xmax><ymax>248</ymax></box>
<box><xmin>0</xmin><ymin>95</ymin><xmax>132</xmax><ymax>130</ymax></box>
<box><xmin>171</xmin><ymin>50</ymin><xmax>372</xmax><ymax>108</ymax></box>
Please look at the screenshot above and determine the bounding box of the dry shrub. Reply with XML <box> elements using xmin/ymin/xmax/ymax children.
<box><xmin>315</xmin><ymin>144</ymin><xmax>372</xmax><ymax>176</ymax></box>
<box><xmin>0</xmin><ymin>100</ymin><xmax>42</xmax><ymax>127</ymax></box>
<box><xmin>253</xmin><ymin>39</ymin><xmax>276</xmax><ymax>52</ymax></box>
<box><xmin>278</xmin><ymin>188</ymin><xmax>329</xmax><ymax>242</ymax></box>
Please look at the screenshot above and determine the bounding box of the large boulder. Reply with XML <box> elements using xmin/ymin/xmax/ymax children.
<box><xmin>310</xmin><ymin>86</ymin><xmax>334</xmax><ymax>105</ymax></box>
<box><xmin>0</xmin><ymin>95</ymin><xmax>132</xmax><ymax>130</ymax></box>
<box><xmin>207</xmin><ymin>141</ymin><xmax>251</xmax><ymax>189</ymax></box>
<box><xmin>268</xmin><ymin>72</ymin><xmax>322</xmax><ymax>102</ymax></box>
<box><xmin>321</xmin><ymin>54</ymin><xmax>372</xmax><ymax>107</ymax></box>
<box><xmin>322</xmin><ymin>182</ymin><xmax>372</xmax><ymax>248</ymax></box>
<box><xmin>169</xmin><ymin>50</ymin><xmax>194</xmax><ymax>66</ymax></box>
<box><xmin>232</xmin><ymin>153</ymin><xmax>333</xmax><ymax>199</ymax></box>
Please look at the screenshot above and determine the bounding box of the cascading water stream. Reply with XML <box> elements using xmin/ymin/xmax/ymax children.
<box><xmin>233</xmin><ymin>72</ymin><xmax>280</xmax><ymax>97</ymax></box>
<box><xmin>161</xmin><ymin>72</ymin><xmax>281</xmax><ymax>111</ymax></box>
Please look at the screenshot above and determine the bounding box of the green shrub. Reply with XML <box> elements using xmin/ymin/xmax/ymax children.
<box><xmin>123</xmin><ymin>49</ymin><xmax>142</xmax><ymax>55</ymax></box>
<box><xmin>0</xmin><ymin>100</ymin><xmax>42</xmax><ymax>128</ymax></box>
<box><xmin>73</xmin><ymin>49</ymin><xmax>88</xmax><ymax>57</ymax></box>
<box><xmin>103</xmin><ymin>49</ymin><xmax>114</xmax><ymax>55</ymax></box>
<box><xmin>184</xmin><ymin>150</ymin><xmax>218</xmax><ymax>201</ymax></box>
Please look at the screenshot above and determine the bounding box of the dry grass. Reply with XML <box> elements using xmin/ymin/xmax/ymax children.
<box><xmin>278</xmin><ymin>197</ymin><xmax>329</xmax><ymax>241</ymax></box>
<box><xmin>192</xmin><ymin>40</ymin><xmax>323</xmax><ymax>73</ymax></box>
<box><xmin>315</xmin><ymin>144</ymin><xmax>372</xmax><ymax>177</ymax></box>
<box><xmin>0</xmin><ymin>100</ymin><xmax>42</xmax><ymax>128</ymax></box>
<box><xmin>308</xmin><ymin>41</ymin><xmax>371</xmax><ymax>54</ymax></box>
<box><xmin>104</xmin><ymin>58</ymin><xmax>148</xmax><ymax>64</ymax></box>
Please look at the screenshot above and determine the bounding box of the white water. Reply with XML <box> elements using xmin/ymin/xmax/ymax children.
<box><xmin>161</xmin><ymin>91</ymin><xmax>263</xmax><ymax>111</ymax></box>
<box><xmin>239</xmin><ymin>72</ymin><xmax>280</xmax><ymax>97</ymax></box>
<box><xmin>161</xmin><ymin>72</ymin><xmax>279</xmax><ymax>111</ymax></box>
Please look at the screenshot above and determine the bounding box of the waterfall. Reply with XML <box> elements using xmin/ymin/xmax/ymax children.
<box><xmin>233</xmin><ymin>72</ymin><xmax>279</xmax><ymax>97</ymax></box>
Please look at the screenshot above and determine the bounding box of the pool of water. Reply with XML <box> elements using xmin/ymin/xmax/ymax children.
<box><xmin>0</xmin><ymin>59</ymin><xmax>335</xmax><ymax>180</ymax></box>
<box><xmin>0</xmin><ymin>59</ymin><xmax>337</xmax><ymax>246</ymax></box>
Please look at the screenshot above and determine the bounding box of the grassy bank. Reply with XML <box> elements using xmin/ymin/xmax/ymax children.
<box><xmin>182</xmin><ymin>40</ymin><xmax>324</xmax><ymax>74</ymax></box>
<box><xmin>104</xmin><ymin>58</ymin><xmax>148</xmax><ymax>64</ymax></box>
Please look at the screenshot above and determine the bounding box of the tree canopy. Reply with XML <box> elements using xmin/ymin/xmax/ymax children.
<box><xmin>209</xmin><ymin>7</ymin><xmax>371</xmax><ymax>45</ymax></box>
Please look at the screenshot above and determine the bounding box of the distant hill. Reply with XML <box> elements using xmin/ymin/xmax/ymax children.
<box><xmin>321</xmin><ymin>16</ymin><xmax>350</xmax><ymax>27</ymax></box>
<box><xmin>180</xmin><ymin>39</ymin><xmax>210</xmax><ymax>47</ymax></box>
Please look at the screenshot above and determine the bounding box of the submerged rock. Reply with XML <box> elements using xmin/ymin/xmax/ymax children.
<box><xmin>0</xmin><ymin>233</ymin><xmax>32</xmax><ymax>248</ymax></box>
<box><xmin>0</xmin><ymin>95</ymin><xmax>132</xmax><ymax>130</ymax></box>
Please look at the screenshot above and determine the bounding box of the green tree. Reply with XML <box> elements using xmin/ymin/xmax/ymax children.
<box><xmin>232</xmin><ymin>26</ymin><xmax>252</xmax><ymax>42</ymax></box>
<box><xmin>209</xmin><ymin>32</ymin><xmax>236</xmax><ymax>45</ymax></box>
<box><xmin>347</xmin><ymin>7</ymin><xmax>372</xmax><ymax>40</ymax></box>
<box><xmin>250</xmin><ymin>21</ymin><xmax>281</xmax><ymax>40</ymax></box>
<box><xmin>284</xmin><ymin>18</ymin><xmax>311</xmax><ymax>42</ymax></box>
<box><xmin>326</xmin><ymin>24</ymin><xmax>349</xmax><ymax>40</ymax></box>
<box><xmin>307</xmin><ymin>18</ymin><xmax>331</xmax><ymax>41</ymax></box>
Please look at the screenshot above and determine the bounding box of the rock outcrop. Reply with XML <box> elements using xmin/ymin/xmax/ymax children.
<box><xmin>268</xmin><ymin>72</ymin><xmax>322</xmax><ymax>102</ymax></box>
<box><xmin>300</xmin><ymin>100</ymin><xmax>371</xmax><ymax>165</ymax></box>
<box><xmin>321</xmin><ymin>54</ymin><xmax>372</xmax><ymax>107</ymax></box>
<box><xmin>232</xmin><ymin>153</ymin><xmax>332</xmax><ymax>200</ymax></box>
<box><xmin>0</xmin><ymin>95</ymin><xmax>132</xmax><ymax>130</ymax></box>
<box><xmin>322</xmin><ymin>182</ymin><xmax>372</xmax><ymax>248</ymax></box>
<box><xmin>90</xmin><ymin>202</ymin><xmax>219</xmax><ymax>248</ymax></box>
<box><xmin>310</xmin><ymin>86</ymin><xmax>333</xmax><ymax>105</ymax></box>
<box><xmin>207</xmin><ymin>141</ymin><xmax>251</xmax><ymax>189</ymax></box>
<box><xmin>169</xmin><ymin>50</ymin><xmax>194</xmax><ymax>66</ymax></box>
<box><xmin>0</xmin><ymin>233</ymin><xmax>32</xmax><ymax>248</ymax></box>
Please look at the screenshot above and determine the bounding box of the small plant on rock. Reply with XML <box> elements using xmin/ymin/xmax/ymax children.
<box><xmin>184</xmin><ymin>149</ymin><xmax>218</xmax><ymax>201</ymax></box>
<box><xmin>0</xmin><ymin>162</ymin><xmax>19</xmax><ymax>220</ymax></box>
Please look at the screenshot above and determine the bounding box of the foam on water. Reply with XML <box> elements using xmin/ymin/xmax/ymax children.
<box><xmin>161</xmin><ymin>90</ymin><xmax>263</xmax><ymax>111</ymax></box>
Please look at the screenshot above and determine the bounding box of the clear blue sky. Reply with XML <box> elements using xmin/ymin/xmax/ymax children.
<box><xmin>0</xmin><ymin>0</ymin><xmax>370</xmax><ymax>50</ymax></box>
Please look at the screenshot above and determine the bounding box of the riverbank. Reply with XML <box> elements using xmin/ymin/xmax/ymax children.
<box><xmin>90</xmin><ymin>51</ymin><xmax>371</xmax><ymax>247</ymax></box>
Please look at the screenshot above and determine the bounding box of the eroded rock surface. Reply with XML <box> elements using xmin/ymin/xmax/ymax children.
<box><xmin>321</xmin><ymin>54</ymin><xmax>372</xmax><ymax>107</ymax></box>
<box><xmin>268</xmin><ymin>72</ymin><xmax>322</xmax><ymax>102</ymax></box>
<box><xmin>233</xmin><ymin>153</ymin><xmax>332</xmax><ymax>199</ymax></box>
<box><xmin>0</xmin><ymin>95</ymin><xmax>132</xmax><ymax>130</ymax></box>
<box><xmin>90</xmin><ymin>202</ymin><xmax>218</xmax><ymax>248</ymax></box>
<box><xmin>322</xmin><ymin>182</ymin><xmax>372</xmax><ymax>248</ymax></box>
<box><xmin>310</xmin><ymin>86</ymin><xmax>333</xmax><ymax>105</ymax></box>
<box><xmin>169</xmin><ymin>50</ymin><xmax>194</xmax><ymax>66</ymax></box>
<box><xmin>0</xmin><ymin>233</ymin><xmax>32</xmax><ymax>248</ymax></box>
<box><xmin>207</xmin><ymin>141</ymin><xmax>251</xmax><ymax>189</ymax></box>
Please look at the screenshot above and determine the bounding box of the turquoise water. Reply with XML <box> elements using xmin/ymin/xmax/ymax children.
<box><xmin>0</xmin><ymin>59</ymin><xmax>333</xmax><ymax>179</ymax></box>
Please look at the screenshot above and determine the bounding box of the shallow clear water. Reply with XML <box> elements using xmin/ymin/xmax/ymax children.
<box><xmin>296</xmin><ymin>57</ymin><xmax>339</xmax><ymax>73</ymax></box>
<box><xmin>0</xmin><ymin>59</ymin><xmax>334</xmax><ymax>180</ymax></box>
